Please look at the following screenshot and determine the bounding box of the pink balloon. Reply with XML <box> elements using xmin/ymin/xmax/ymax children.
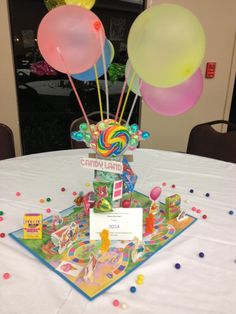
<box><xmin>37</xmin><ymin>5</ymin><xmax>105</xmax><ymax>74</ymax></box>
<box><xmin>141</xmin><ymin>69</ymin><xmax>203</xmax><ymax>116</ymax></box>
<box><xmin>149</xmin><ymin>186</ymin><xmax>162</xmax><ymax>201</ymax></box>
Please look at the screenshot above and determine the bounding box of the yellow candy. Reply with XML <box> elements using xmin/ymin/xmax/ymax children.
<box><xmin>136</xmin><ymin>278</ymin><xmax>143</xmax><ymax>285</ymax></box>
<box><xmin>137</xmin><ymin>274</ymin><xmax>144</xmax><ymax>280</ymax></box>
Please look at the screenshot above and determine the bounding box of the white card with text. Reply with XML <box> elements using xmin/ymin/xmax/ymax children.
<box><xmin>89</xmin><ymin>208</ymin><xmax>143</xmax><ymax>241</ymax></box>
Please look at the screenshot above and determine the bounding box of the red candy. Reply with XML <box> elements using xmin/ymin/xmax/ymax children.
<box><xmin>122</xmin><ymin>200</ymin><xmax>131</xmax><ymax>208</ymax></box>
<box><xmin>0</xmin><ymin>217</ymin><xmax>3</xmax><ymax>222</ymax></box>
<box><xmin>16</xmin><ymin>192</ymin><xmax>21</xmax><ymax>197</ymax></box>
<box><xmin>171</xmin><ymin>184</ymin><xmax>176</xmax><ymax>188</ymax></box>
<box><xmin>112</xmin><ymin>299</ymin><xmax>120</xmax><ymax>307</ymax></box>
<box><xmin>196</xmin><ymin>209</ymin><xmax>201</xmax><ymax>214</ymax></box>
<box><xmin>3</xmin><ymin>272</ymin><xmax>10</xmax><ymax>280</ymax></box>
<box><xmin>162</xmin><ymin>182</ymin><xmax>167</xmax><ymax>187</ymax></box>
<box><xmin>61</xmin><ymin>187</ymin><xmax>66</xmax><ymax>192</ymax></box>
<box><xmin>202</xmin><ymin>214</ymin><xmax>207</xmax><ymax>219</ymax></box>
<box><xmin>192</xmin><ymin>207</ymin><xmax>196</xmax><ymax>211</ymax></box>
<box><xmin>72</xmin><ymin>192</ymin><xmax>77</xmax><ymax>196</ymax></box>
<box><xmin>46</xmin><ymin>208</ymin><xmax>51</xmax><ymax>213</ymax></box>
<box><xmin>0</xmin><ymin>233</ymin><xmax>5</xmax><ymax>238</ymax></box>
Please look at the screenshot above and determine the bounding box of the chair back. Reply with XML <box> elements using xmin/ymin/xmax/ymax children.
<box><xmin>187</xmin><ymin>120</ymin><xmax>236</xmax><ymax>163</ymax></box>
<box><xmin>0</xmin><ymin>123</ymin><xmax>16</xmax><ymax>160</ymax></box>
<box><xmin>70</xmin><ymin>112</ymin><xmax>126</xmax><ymax>149</ymax></box>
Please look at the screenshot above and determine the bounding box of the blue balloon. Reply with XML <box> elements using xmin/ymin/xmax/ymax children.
<box><xmin>72</xmin><ymin>39</ymin><xmax>112</xmax><ymax>81</ymax></box>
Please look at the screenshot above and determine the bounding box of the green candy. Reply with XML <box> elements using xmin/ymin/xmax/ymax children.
<box><xmin>94</xmin><ymin>198</ymin><xmax>113</xmax><ymax>213</ymax></box>
<box><xmin>80</xmin><ymin>123</ymin><xmax>88</xmax><ymax>132</ymax></box>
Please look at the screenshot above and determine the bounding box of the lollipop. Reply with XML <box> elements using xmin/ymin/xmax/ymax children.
<box><xmin>97</xmin><ymin>125</ymin><xmax>130</xmax><ymax>158</ymax></box>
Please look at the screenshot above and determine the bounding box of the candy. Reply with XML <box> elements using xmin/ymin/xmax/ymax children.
<box><xmin>136</xmin><ymin>278</ymin><xmax>143</xmax><ymax>285</ymax></box>
<box><xmin>39</xmin><ymin>198</ymin><xmax>45</xmax><ymax>203</ymax></box>
<box><xmin>113</xmin><ymin>299</ymin><xmax>120</xmax><ymax>307</ymax></box>
<box><xmin>175</xmin><ymin>263</ymin><xmax>181</xmax><ymax>269</ymax></box>
<box><xmin>16</xmin><ymin>192</ymin><xmax>21</xmax><ymax>197</ymax></box>
<box><xmin>72</xmin><ymin>192</ymin><xmax>77</xmax><ymax>196</ymax></box>
<box><xmin>229</xmin><ymin>210</ymin><xmax>234</xmax><ymax>215</ymax></box>
<box><xmin>120</xmin><ymin>303</ymin><xmax>128</xmax><ymax>310</ymax></box>
<box><xmin>61</xmin><ymin>187</ymin><xmax>66</xmax><ymax>192</ymax></box>
<box><xmin>137</xmin><ymin>274</ymin><xmax>144</xmax><ymax>280</ymax></box>
<box><xmin>202</xmin><ymin>214</ymin><xmax>207</xmax><ymax>219</ymax></box>
<box><xmin>46</xmin><ymin>197</ymin><xmax>51</xmax><ymax>202</ymax></box>
<box><xmin>130</xmin><ymin>286</ymin><xmax>136</xmax><ymax>293</ymax></box>
<box><xmin>3</xmin><ymin>272</ymin><xmax>10</xmax><ymax>280</ymax></box>
<box><xmin>0</xmin><ymin>217</ymin><xmax>3</xmax><ymax>222</ymax></box>
<box><xmin>0</xmin><ymin>211</ymin><xmax>4</xmax><ymax>215</ymax></box>
<box><xmin>205</xmin><ymin>193</ymin><xmax>210</xmax><ymax>197</ymax></box>
<box><xmin>46</xmin><ymin>208</ymin><xmax>51</xmax><ymax>213</ymax></box>
<box><xmin>122</xmin><ymin>200</ymin><xmax>131</xmax><ymax>208</ymax></box>
<box><xmin>199</xmin><ymin>252</ymin><xmax>205</xmax><ymax>258</ymax></box>
<box><xmin>0</xmin><ymin>233</ymin><xmax>6</xmax><ymax>238</ymax></box>
<box><xmin>97</xmin><ymin>125</ymin><xmax>130</xmax><ymax>158</ymax></box>
<box><xmin>189</xmin><ymin>189</ymin><xmax>194</xmax><ymax>193</ymax></box>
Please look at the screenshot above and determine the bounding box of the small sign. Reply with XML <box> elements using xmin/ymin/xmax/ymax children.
<box><xmin>89</xmin><ymin>208</ymin><xmax>143</xmax><ymax>241</ymax></box>
<box><xmin>112</xmin><ymin>180</ymin><xmax>123</xmax><ymax>201</ymax></box>
<box><xmin>80</xmin><ymin>157</ymin><xmax>123</xmax><ymax>174</ymax></box>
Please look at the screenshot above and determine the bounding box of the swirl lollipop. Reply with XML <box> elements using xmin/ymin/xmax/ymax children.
<box><xmin>97</xmin><ymin>125</ymin><xmax>130</xmax><ymax>158</ymax></box>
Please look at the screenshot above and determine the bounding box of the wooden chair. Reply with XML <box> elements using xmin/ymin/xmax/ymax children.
<box><xmin>0</xmin><ymin>123</ymin><xmax>16</xmax><ymax>160</ymax></box>
<box><xmin>70</xmin><ymin>111</ymin><xmax>126</xmax><ymax>149</ymax></box>
<box><xmin>186</xmin><ymin>120</ymin><xmax>236</xmax><ymax>163</ymax></box>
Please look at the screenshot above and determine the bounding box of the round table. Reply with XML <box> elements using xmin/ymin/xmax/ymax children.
<box><xmin>0</xmin><ymin>149</ymin><xmax>236</xmax><ymax>314</ymax></box>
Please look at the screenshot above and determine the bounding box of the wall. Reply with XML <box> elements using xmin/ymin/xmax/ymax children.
<box><xmin>0</xmin><ymin>0</ymin><xmax>22</xmax><ymax>155</ymax></box>
<box><xmin>141</xmin><ymin>0</ymin><xmax>236</xmax><ymax>152</ymax></box>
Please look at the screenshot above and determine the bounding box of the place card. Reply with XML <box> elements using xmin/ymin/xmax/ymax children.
<box><xmin>89</xmin><ymin>208</ymin><xmax>143</xmax><ymax>241</ymax></box>
<box><xmin>80</xmin><ymin>157</ymin><xmax>123</xmax><ymax>174</ymax></box>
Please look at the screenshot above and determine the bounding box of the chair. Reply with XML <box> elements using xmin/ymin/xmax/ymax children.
<box><xmin>186</xmin><ymin>120</ymin><xmax>236</xmax><ymax>163</ymax></box>
<box><xmin>70</xmin><ymin>111</ymin><xmax>126</xmax><ymax>149</ymax></box>
<box><xmin>0</xmin><ymin>123</ymin><xmax>16</xmax><ymax>160</ymax></box>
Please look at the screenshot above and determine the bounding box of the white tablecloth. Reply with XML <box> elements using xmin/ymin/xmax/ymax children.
<box><xmin>0</xmin><ymin>149</ymin><xmax>236</xmax><ymax>314</ymax></box>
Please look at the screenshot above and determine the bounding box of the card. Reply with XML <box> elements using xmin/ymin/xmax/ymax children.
<box><xmin>89</xmin><ymin>208</ymin><xmax>143</xmax><ymax>241</ymax></box>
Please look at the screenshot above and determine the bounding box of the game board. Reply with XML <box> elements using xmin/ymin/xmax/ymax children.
<box><xmin>10</xmin><ymin>191</ymin><xmax>197</xmax><ymax>300</ymax></box>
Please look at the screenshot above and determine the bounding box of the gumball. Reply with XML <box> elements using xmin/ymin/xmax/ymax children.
<box><xmin>141</xmin><ymin>131</ymin><xmax>151</xmax><ymax>140</ymax></box>
<box><xmin>97</xmin><ymin>122</ymin><xmax>106</xmax><ymax>131</ymax></box>
<box><xmin>129</xmin><ymin>138</ymin><xmax>138</xmax><ymax>147</ymax></box>
<box><xmin>84</xmin><ymin>132</ymin><xmax>92</xmax><ymax>143</ymax></box>
<box><xmin>122</xmin><ymin>200</ymin><xmax>131</xmax><ymax>208</ymax></box>
<box><xmin>80</xmin><ymin>123</ymin><xmax>88</xmax><ymax>132</ymax></box>
<box><xmin>130</xmin><ymin>124</ymin><xmax>139</xmax><ymax>133</ymax></box>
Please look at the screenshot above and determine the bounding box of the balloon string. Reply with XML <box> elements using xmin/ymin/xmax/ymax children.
<box><xmin>56</xmin><ymin>47</ymin><xmax>91</xmax><ymax>131</ymax></box>
<box><xmin>94</xmin><ymin>64</ymin><xmax>104</xmax><ymax>121</ymax></box>
<box><xmin>99</xmin><ymin>30</ymin><xmax>109</xmax><ymax>119</ymax></box>
<box><xmin>126</xmin><ymin>80</ymin><xmax>143</xmax><ymax>126</ymax></box>
<box><xmin>119</xmin><ymin>72</ymin><xmax>136</xmax><ymax>124</ymax></box>
<box><xmin>115</xmin><ymin>64</ymin><xmax>131</xmax><ymax>124</ymax></box>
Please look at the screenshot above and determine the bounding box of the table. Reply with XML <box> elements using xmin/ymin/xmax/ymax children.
<box><xmin>0</xmin><ymin>149</ymin><xmax>236</xmax><ymax>314</ymax></box>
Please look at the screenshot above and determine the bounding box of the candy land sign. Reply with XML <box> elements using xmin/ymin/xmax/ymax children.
<box><xmin>80</xmin><ymin>157</ymin><xmax>123</xmax><ymax>174</ymax></box>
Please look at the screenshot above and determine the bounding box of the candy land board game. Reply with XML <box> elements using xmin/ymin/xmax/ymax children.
<box><xmin>10</xmin><ymin>191</ymin><xmax>197</xmax><ymax>300</ymax></box>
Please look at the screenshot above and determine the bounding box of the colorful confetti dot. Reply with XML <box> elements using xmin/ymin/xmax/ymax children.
<box><xmin>171</xmin><ymin>184</ymin><xmax>176</xmax><ymax>188</ymax></box>
<box><xmin>46</xmin><ymin>197</ymin><xmax>51</xmax><ymax>202</ymax></box>
<box><xmin>39</xmin><ymin>198</ymin><xmax>45</xmax><ymax>203</ymax></box>
<box><xmin>199</xmin><ymin>252</ymin><xmax>205</xmax><ymax>258</ymax></box>
<box><xmin>130</xmin><ymin>286</ymin><xmax>136</xmax><ymax>293</ymax></box>
<box><xmin>189</xmin><ymin>189</ymin><xmax>194</xmax><ymax>193</ymax></box>
<box><xmin>0</xmin><ymin>211</ymin><xmax>4</xmax><ymax>216</ymax></box>
<box><xmin>162</xmin><ymin>182</ymin><xmax>167</xmax><ymax>187</ymax></box>
<box><xmin>229</xmin><ymin>210</ymin><xmax>234</xmax><ymax>215</ymax></box>
<box><xmin>202</xmin><ymin>214</ymin><xmax>207</xmax><ymax>219</ymax></box>
<box><xmin>16</xmin><ymin>192</ymin><xmax>21</xmax><ymax>197</ymax></box>
<box><xmin>196</xmin><ymin>209</ymin><xmax>201</xmax><ymax>214</ymax></box>
<box><xmin>72</xmin><ymin>192</ymin><xmax>77</xmax><ymax>196</ymax></box>
<box><xmin>175</xmin><ymin>263</ymin><xmax>181</xmax><ymax>269</ymax></box>
<box><xmin>112</xmin><ymin>299</ymin><xmax>120</xmax><ymax>307</ymax></box>
<box><xmin>192</xmin><ymin>207</ymin><xmax>196</xmax><ymax>211</ymax></box>
<box><xmin>61</xmin><ymin>187</ymin><xmax>66</xmax><ymax>192</ymax></box>
<box><xmin>205</xmin><ymin>193</ymin><xmax>210</xmax><ymax>197</ymax></box>
<box><xmin>3</xmin><ymin>272</ymin><xmax>10</xmax><ymax>280</ymax></box>
<box><xmin>46</xmin><ymin>208</ymin><xmax>51</xmax><ymax>213</ymax></box>
<box><xmin>0</xmin><ymin>233</ymin><xmax>6</xmax><ymax>238</ymax></box>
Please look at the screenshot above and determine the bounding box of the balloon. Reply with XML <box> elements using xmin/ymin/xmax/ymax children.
<box><xmin>125</xmin><ymin>60</ymin><xmax>141</xmax><ymax>96</ymax></box>
<box><xmin>108</xmin><ymin>40</ymin><xmax>115</xmax><ymax>63</ymax></box>
<box><xmin>65</xmin><ymin>0</ymin><xmax>95</xmax><ymax>10</ymax></box>
<box><xmin>72</xmin><ymin>39</ymin><xmax>112</xmax><ymax>81</ymax></box>
<box><xmin>38</xmin><ymin>5</ymin><xmax>105</xmax><ymax>74</ymax></box>
<box><xmin>44</xmin><ymin>0</ymin><xmax>96</xmax><ymax>11</ymax></box>
<box><xmin>141</xmin><ymin>69</ymin><xmax>203</xmax><ymax>116</ymax></box>
<box><xmin>128</xmin><ymin>4</ymin><xmax>206</xmax><ymax>87</ymax></box>
<box><xmin>149</xmin><ymin>187</ymin><xmax>162</xmax><ymax>201</ymax></box>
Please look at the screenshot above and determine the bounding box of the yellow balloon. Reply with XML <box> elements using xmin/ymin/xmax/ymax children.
<box><xmin>108</xmin><ymin>40</ymin><xmax>115</xmax><ymax>63</ymax></box>
<box><xmin>128</xmin><ymin>4</ymin><xmax>206</xmax><ymax>88</ymax></box>
<box><xmin>65</xmin><ymin>0</ymin><xmax>96</xmax><ymax>10</ymax></box>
